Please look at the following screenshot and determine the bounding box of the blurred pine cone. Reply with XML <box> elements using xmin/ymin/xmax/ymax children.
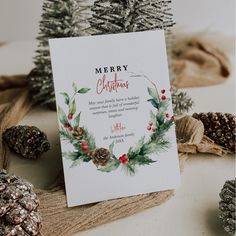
<box><xmin>192</xmin><ymin>112</ymin><xmax>235</xmax><ymax>152</ymax></box>
<box><xmin>3</xmin><ymin>125</ymin><xmax>50</xmax><ymax>159</ymax></box>
<box><xmin>219</xmin><ymin>179</ymin><xmax>236</xmax><ymax>235</ymax></box>
<box><xmin>93</xmin><ymin>148</ymin><xmax>111</xmax><ymax>167</ymax></box>
<box><xmin>0</xmin><ymin>169</ymin><xmax>42</xmax><ymax>235</ymax></box>
<box><xmin>73</xmin><ymin>127</ymin><xmax>86</xmax><ymax>140</ymax></box>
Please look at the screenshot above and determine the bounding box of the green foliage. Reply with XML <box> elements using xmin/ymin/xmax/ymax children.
<box><xmin>78</xmin><ymin>88</ymin><xmax>91</xmax><ymax>94</ymax></box>
<box><xmin>109</xmin><ymin>142</ymin><xmax>115</xmax><ymax>156</ymax></box>
<box><xmin>83</xmin><ymin>127</ymin><xmax>96</xmax><ymax>151</ymax></box>
<box><xmin>98</xmin><ymin>159</ymin><xmax>120</xmax><ymax>173</ymax></box>
<box><xmin>58</xmin><ymin>106</ymin><xmax>68</xmax><ymax>125</ymax></box>
<box><xmin>60</xmin><ymin>82</ymin><xmax>174</xmax><ymax>175</ymax></box>
<box><xmin>60</xmin><ymin>92</ymin><xmax>70</xmax><ymax>105</ymax></box>
<box><xmin>59</xmin><ymin>128</ymin><xmax>73</xmax><ymax>142</ymax></box>
<box><xmin>73</xmin><ymin>112</ymin><xmax>81</xmax><ymax>129</ymax></box>
<box><xmin>69</xmin><ymin>100</ymin><xmax>76</xmax><ymax>115</ymax></box>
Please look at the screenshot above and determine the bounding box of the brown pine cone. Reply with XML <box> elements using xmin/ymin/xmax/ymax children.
<box><xmin>73</xmin><ymin>127</ymin><xmax>86</xmax><ymax>140</ymax></box>
<box><xmin>0</xmin><ymin>169</ymin><xmax>42</xmax><ymax>235</ymax></box>
<box><xmin>93</xmin><ymin>148</ymin><xmax>111</xmax><ymax>167</ymax></box>
<box><xmin>3</xmin><ymin>126</ymin><xmax>50</xmax><ymax>159</ymax></box>
<box><xmin>193</xmin><ymin>112</ymin><xmax>235</xmax><ymax>152</ymax></box>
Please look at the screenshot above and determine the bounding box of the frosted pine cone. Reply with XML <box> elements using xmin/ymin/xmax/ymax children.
<box><xmin>0</xmin><ymin>169</ymin><xmax>42</xmax><ymax>235</ymax></box>
<box><xmin>219</xmin><ymin>179</ymin><xmax>236</xmax><ymax>235</ymax></box>
<box><xmin>93</xmin><ymin>148</ymin><xmax>111</xmax><ymax>167</ymax></box>
<box><xmin>3</xmin><ymin>126</ymin><xmax>50</xmax><ymax>159</ymax></box>
<box><xmin>193</xmin><ymin>112</ymin><xmax>235</xmax><ymax>152</ymax></box>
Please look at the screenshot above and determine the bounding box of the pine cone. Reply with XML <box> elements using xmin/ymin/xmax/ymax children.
<box><xmin>219</xmin><ymin>179</ymin><xmax>236</xmax><ymax>235</ymax></box>
<box><xmin>192</xmin><ymin>112</ymin><xmax>236</xmax><ymax>152</ymax></box>
<box><xmin>0</xmin><ymin>169</ymin><xmax>42</xmax><ymax>235</ymax></box>
<box><xmin>73</xmin><ymin>128</ymin><xmax>86</xmax><ymax>140</ymax></box>
<box><xmin>93</xmin><ymin>148</ymin><xmax>111</xmax><ymax>167</ymax></box>
<box><xmin>3</xmin><ymin>126</ymin><xmax>50</xmax><ymax>159</ymax></box>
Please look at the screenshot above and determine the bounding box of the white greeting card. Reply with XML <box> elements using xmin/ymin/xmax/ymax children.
<box><xmin>49</xmin><ymin>30</ymin><xmax>180</xmax><ymax>207</ymax></box>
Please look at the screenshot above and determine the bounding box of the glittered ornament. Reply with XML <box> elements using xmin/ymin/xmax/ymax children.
<box><xmin>0</xmin><ymin>169</ymin><xmax>42</xmax><ymax>235</ymax></box>
<box><xmin>3</xmin><ymin>126</ymin><xmax>50</xmax><ymax>159</ymax></box>
<box><xmin>219</xmin><ymin>179</ymin><xmax>236</xmax><ymax>235</ymax></box>
<box><xmin>193</xmin><ymin>112</ymin><xmax>235</xmax><ymax>152</ymax></box>
<box><xmin>93</xmin><ymin>148</ymin><xmax>111</xmax><ymax>167</ymax></box>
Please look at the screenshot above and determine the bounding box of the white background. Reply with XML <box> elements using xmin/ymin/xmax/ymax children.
<box><xmin>0</xmin><ymin>0</ymin><xmax>235</xmax><ymax>236</ymax></box>
<box><xmin>0</xmin><ymin>0</ymin><xmax>234</xmax><ymax>41</ymax></box>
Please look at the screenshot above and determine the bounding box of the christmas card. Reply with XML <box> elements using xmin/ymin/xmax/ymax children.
<box><xmin>49</xmin><ymin>30</ymin><xmax>180</xmax><ymax>207</ymax></box>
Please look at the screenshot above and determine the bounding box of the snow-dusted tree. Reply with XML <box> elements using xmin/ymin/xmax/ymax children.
<box><xmin>29</xmin><ymin>0</ymin><xmax>89</xmax><ymax>107</ymax></box>
<box><xmin>89</xmin><ymin>0</ymin><xmax>175</xmax><ymax>34</ymax></box>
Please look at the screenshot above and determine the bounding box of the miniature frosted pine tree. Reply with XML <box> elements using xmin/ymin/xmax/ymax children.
<box><xmin>29</xmin><ymin>0</ymin><xmax>89</xmax><ymax>107</ymax></box>
<box><xmin>89</xmin><ymin>0</ymin><xmax>175</xmax><ymax>34</ymax></box>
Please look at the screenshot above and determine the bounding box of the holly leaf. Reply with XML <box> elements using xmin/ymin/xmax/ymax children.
<box><xmin>72</xmin><ymin>82</ymin><xmax>78</xmax><ymax>93</ymax></box>
<box><xmin>60</xmin><ymin>92</ymin><xmax>70</xmax><ymax>105</ymax></box>
<box><xmin>98</xmin><ymin>159</ymin><xmax>120</xmax><ymax>173</ymax></box>
<box><xmin>78</xmin><ymin>88</ymin><xmax>91</xmax><ymax>94</ymax></box>
<box><xmin>69</xmin><ymin>99</ymin><xmax>76</xmax><ymax>116</ymax></box>
<box><xmin>57</xmin><ymin>105</ymin><xmax>68</xmax><ymax>125</ymax></box>
<box><xmin>73</xmin><ymin>112</ymin><xmax>81</xmax><ymax>129</ymax></box>
<box><xmin>147</xmin><ymin>99</ymin><xmax>159</xmax><ymax>109</ymax></box>
<box><xmin>148</xmin><ymin>87</ymin><xmax>159</xmax><ymax>100</ymax></box>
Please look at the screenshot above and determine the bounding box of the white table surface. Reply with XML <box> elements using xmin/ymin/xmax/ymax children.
<box><xmin>0</xmin><ymin>0</ymin><xmax>235</xmax><ymax>235</ymax></box>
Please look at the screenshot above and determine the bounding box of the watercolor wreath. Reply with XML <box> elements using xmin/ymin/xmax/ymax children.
<box><xmin>58</xmin><ymin>82</ymin><xmax>174</xmax><ymax>175</ymax></box>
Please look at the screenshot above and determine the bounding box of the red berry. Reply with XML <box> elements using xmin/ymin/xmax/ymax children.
<box><xmin>161</xmin><ymin>89</ymin><xmax>166</xmax><ymax>94</ymax></box>
<box><xmin>63</xmin><ymin>124</ymin><xmax>68</xmax><ymax>128</ymax></box>
<box><xmin>68</xmin><ymin>127</ymin><xmax>73</xmax><ymax>132</ymax></box>
<box><xmin>161</xmin><ymin>95</ymin><xmax>166</xmax><ymax>100</ymax></box>
<box><xmin>81</xmin><ymin>145</ymin><xmax>89</xmax><ymax>152</ymax></box>
<box><xmin>119</xmin><ymin>154</ymin><xmax>129</xmax><ymax>164</ymax></box>
<box><xmin>81</xmin><ymin>141</ymin><xmax>87</xmax><ymax>146</ymax></box>
<box><xmin>68</xmin><ymin>114</ymin><xmax>73</xmax><ymax>120</ymax></box>
<box><xmin>148</xmin><ymin>121</ymin><xmax>153</xmax><ymax>126</ymax></box>
<box><xmin>166</xmin><ymin>113</ymin><xmax>170</xmax><ymax>118</ymax></box>
<box><xmin>147</xmin><ymin>126</ymin><xmax>152</xmax><ymax>131</ymax></box>
<box><xmin>152</xmin><ymin>127</ymin><xmax>156</xmax><ymax>132</ymax></box>
<box><xmin>171</xmin><ymin>115</ymin><xmax>175</xmax><ymax>120</ymax></box>
<box><xmin>87</xmin><ymin>153</ymin><xmax>92</xmax><ymax>158</ymax></box>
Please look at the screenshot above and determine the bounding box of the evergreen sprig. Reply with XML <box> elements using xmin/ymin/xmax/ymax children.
<box><xmin>60</xmin><ymin>82</ymin><xmax>174</xmax><ymax>175</ymax></box>
<box><xmin>171</xmin><ymin>87</ymin><xmax>194</xmax><ymax>115</ymax></box>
